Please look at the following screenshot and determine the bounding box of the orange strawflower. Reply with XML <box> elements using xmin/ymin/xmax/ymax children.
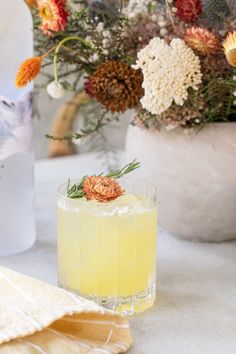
<box><xmin>83</xmin><ymin>176</ymin><xmax>124</xmax><ymax>202</ymax></box>
<box><xmin>184</xmin><ymin>27</ymin><xmax>219</xmax><ymax>56</ymax></box>
<box><xmin>15</xmin><ymin>57</ymin><xmax>42</xmax><ymax>88</ymax></box>
<box><xmin>223</xmin><ymin>31</ymin><xmax>236</xmax><ymax>67</ymax></box>
<box><xmin>37</xmin><ymin>0</ymin><xmax>69</xmax><ymax>36</ymax></box>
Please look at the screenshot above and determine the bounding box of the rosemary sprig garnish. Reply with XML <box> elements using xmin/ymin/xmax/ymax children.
<box><xmin>67</xmin><ymin>176</ymin><xmax>87</xmax><ymax>199</ymax></box>
<box><xmin>105</xmin><ymin>160</ymin><xmax>141</xmax><ymax>179</ymax></box>
<box><xmin>67</xmin><ymin>160</ymin><xmax>140</xmax><ymax>199</ymax></box>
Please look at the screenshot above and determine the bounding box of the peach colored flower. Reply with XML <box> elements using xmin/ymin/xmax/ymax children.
<box><xmin>83</xmin><ymin>176</ymin><xmax>124</xmax><ymax>202</ymax></box>
<box><xmin>37</xmin><ymin>0</ymin><xmax>69</xmax><ymax>36</ymax></box>
<box><xmin>184</xmin><ymin>27</ymin><xmax>219</xmax><ymax>56</ymax></box>
<box><xmin>15</xmin><ymin>56</ymin><xmax>42</xmax><ymax>88</ymax></box>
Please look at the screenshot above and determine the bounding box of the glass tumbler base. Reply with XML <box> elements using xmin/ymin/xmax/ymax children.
<box><xmin>62</xmin><ymin>285</ymin><xmax>156</xmax><ymax>316</ymax></box>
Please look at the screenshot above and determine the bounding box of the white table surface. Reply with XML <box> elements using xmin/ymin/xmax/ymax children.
<box><xmin>1</xmin><ymin>153</ymin><xmax>236</xmax><ymax>354</ymax></box>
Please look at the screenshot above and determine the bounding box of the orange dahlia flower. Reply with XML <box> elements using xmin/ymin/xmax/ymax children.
<box><xmin>223</xmin><ymin>32</ymin><xmax>236</xmax><ymax>67</ymax></box>
<box><xmin>15</xmin><ymin>56</ymin><xmax>42</xmax><ymax>88</ymax></box>
<box><xmin>37</xmin><ymin>0</ymin><xmax>69</xmax><ymax>36</ymax></box>
<box><xmin>83</xmin><ymin>176</ymin><xmax>124</xmax><ymax>202</ymax></box>
<box><xmin>184</xmin><ymin>27</ymin><xmax>219</xmax><ymax>56</ymax></box>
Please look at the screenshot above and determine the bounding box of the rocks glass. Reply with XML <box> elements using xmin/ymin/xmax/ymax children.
<box><xmin>57</xmin><ymin>179</ymin><xmax>157</xmax><ymax>315</ymax></box>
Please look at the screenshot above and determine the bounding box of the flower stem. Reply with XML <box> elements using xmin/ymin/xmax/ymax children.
<box><xmin>42</xmin><ymin>46</ymin><xmax>57</xmax><ymax>58</ymax></box>
<box><xmin>53</xmin><ymin>36</ymin><xmax>93</xmax><ymax>82</ymax></box>
<box><xmin>165</xmin><ymin>0</ymin><xmax>176</xmax><ymax>30</ymax></box>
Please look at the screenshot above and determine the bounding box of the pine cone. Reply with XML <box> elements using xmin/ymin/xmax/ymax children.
<box><xmin>88</xmin><ymin>61</ymin><xmax>144</xmax><ymax>113</ymax></box>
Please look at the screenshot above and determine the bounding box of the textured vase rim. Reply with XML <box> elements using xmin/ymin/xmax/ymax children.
<box><xmin>129</xmin><ymin>121</ymin><xmax>236</xmax><ymax>136</ymax></box>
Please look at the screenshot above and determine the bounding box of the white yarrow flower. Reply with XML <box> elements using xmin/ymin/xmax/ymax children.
<box><xmin>133</xmin><ymin>37</ymin><xmax>202</xmax><ymax>115</ymax></box>
<box><xmin>47</xmin><ymin>81</ymin><xmax>66</xmax><ymax>99</ymax></box>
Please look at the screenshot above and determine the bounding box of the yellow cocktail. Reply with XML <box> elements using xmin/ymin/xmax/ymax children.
<box><xmin>57</xmin><ymin>180</ymin><xmax>157</xmax><ymax>315</ymax></box>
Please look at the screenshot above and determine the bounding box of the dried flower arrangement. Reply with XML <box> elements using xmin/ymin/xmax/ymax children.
<box><xmin>18</xmin><ymin>0</ymin><xmax>236</xmax><ymax>138</ymax></box>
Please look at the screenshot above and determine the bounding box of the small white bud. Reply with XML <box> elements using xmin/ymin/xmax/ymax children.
<box><xmin>96</xmin><ymin>22</ymin><xmax>104</xmax><ymax>32</ymax></box>
<box><xmin>103</xmin><ymin>30</ymin><xmax>110</xmax><ymax>38</ymax></box>
<box><xmin>93</xmin><ymin>53</ymin><xmax>100</xmax><ymax>61</ymax></box>
<box><xmin>160</xmin><ymin>28</ymin><xmax>168</xmax><ymax>36</ymax></box>
<box><xmin>47</xmin><ymin>81</ymin><xmax>66</xmax><ymax>99</ymax></box>
<box><xmin>158</xmin><ymin>20</ymin><xmax>167</xmax><ymax>27</ymax></box>
<box><xmin>219</xmin><ymin>30</ymin><xmax>226</xmax><ymax>36</ymax></box>
<box><xmin>102</xmin><ymin>38</ymin><xmax>109</xmax><ymax>48</ymax></box>
<box><xmin>158</xmin><ymin>15</ymin><xmax>165</xmax><ymax>22</ymax></box>
<box><xmin>128</xmin><ymin>13</ymin><xmax>136</xmax><ymax>19</ymax></box>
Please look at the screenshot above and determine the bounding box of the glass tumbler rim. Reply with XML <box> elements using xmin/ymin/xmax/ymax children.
<box><xmin>57</xmin><ymin>177</ymin><xmax>157</xmax><ymax>206</ymax></box>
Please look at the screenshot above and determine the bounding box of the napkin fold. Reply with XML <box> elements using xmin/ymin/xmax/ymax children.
<box><xmin>0</xmin><ymin>266</ymin><xmax>132</xmax><ymax>353</ymax></box>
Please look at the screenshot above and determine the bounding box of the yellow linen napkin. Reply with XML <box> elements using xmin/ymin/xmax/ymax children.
<box><xmin>0</xmin><ymin>266</ymin><xmax>132</xmax><ymax>353</ymax></box>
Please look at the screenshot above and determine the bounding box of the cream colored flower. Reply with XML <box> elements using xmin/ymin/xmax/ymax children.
<box><xmin>47</xmin><ymin>81</ymin><xmax>66</xmax><ymax>99</ymax></box>
<box><xmin>223</xmin><ymin>31</ymin><xmax>236</xmax><ymax>67</ymax></box>
<box><xmin>133</xmin><ymin>37</ymin><xmax>202</xmax><ymax>115</ymax></box>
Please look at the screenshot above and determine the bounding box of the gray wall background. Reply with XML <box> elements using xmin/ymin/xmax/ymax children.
<box><xmin>33</xmin><ymin>89</ymin><xmax>129</xmax><ymax>160</ymax></box>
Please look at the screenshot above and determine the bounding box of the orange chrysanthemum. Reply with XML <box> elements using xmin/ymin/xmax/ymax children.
<box><xmin>83</xmin><ymin>176</ymin><xmax>124</xmax><ymax>202</ymax></box>
<box><xmin>37</xmin><ymin>0</ymin><xmax>69</xmax><ymax>36</ymax></box>
<box><xmin>223</xmin><ymin>31</ymin><xmax>236</xmax><ymax>67</ymax></box>
<box><xmin>184</xmin><ymin>27</ymin><xmax>219</xmax><ymax>56</ymax></box>
<box><xmin>15</xmin><ymin>56</ymin><xmax>42</xmax><ymax>88</ymax></box>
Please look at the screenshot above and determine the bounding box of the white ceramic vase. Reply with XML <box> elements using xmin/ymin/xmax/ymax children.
<box><xmin>0</xmin><ymin>1</ymin><xmax>35</xmax><ymax>255</ymax></box>
<box><xmin>125</xmin><ymin>123</ymin><xmax>236</xmax><ymax>242</ymax></box>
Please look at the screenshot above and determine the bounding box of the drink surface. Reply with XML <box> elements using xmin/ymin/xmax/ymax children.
<box><xmin>57</xmin><ymin>193</ymin><xmax>157</xmax><ymax>312</ymax></box>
